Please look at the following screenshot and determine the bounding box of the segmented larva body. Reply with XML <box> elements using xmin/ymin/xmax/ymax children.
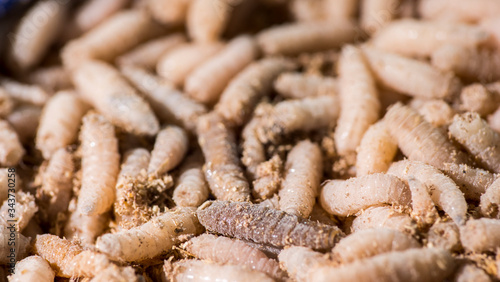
<box><xmin>77</xmin><ymin>112</ymin><xmax>120</xmax><ymax>215</ymax></box>
<box><xmin>40</xmin><ymin>148</ymin><xmax>74</xmax><ymax>223</ymax></box>
<box><xmin>147</xmin><ymin>0</ymin><xmax>191</xmax><ymax>25</ymax></box>
<box><xmin>148</xmin><ymin>126</ymin><xmax>189</xmax><ymax>178</ymax></box>
<box><xmin>419</xmin><ymin>0</ymin><xmax>500</xmax><ymax>23</ymax></box>
<box><xmin>173</xmin><ymin>154</ymin><xmax>209</xmax><ymax>207</ymax></box>
<box><xmin>216</xmin><ymin>58</ymin><xmax>296</xmax><ymax>126</ymax></box>
<box><xmin>34</xmin><ymin>234</ymin><xmax>112</xmax><ymax>278</ymax></box>
<box><xmin>351</xmin><ymin>206</ymin><xmax>415</xmax><ymax>234</ymax></box>
<box><xmin>432</xmin><ymin>45</ymin><xmax>500</xmax><ymax>83</ymax></box>
<box><xmin>62</xmin><ymin>10</ymin><xmax>164</xmax><ymax>69</ymax></box>
<box><xmin>335</xmin><ymin>45</ymin><xmax>380</xmax><ymax>156</ymax></box>
<box><xmin>8</xmin><ymin>255</ymin><xmax>55</xmax><ymax>282</ymax></box>
<box><xmin>480</xmin><ymin>177</ymin><xmax>500</xmax><ymax>218</ymax></box>
<box><xmin>258</xmin><ymin>95</ymin><xmax>340</xmax><ymax>144</ymax></box>
<box><xmin>185</xmin><ymin>36</ymin><xmax>259</xmax><ymax>104</ymax></box>
<box><xmin>331</xmin><ymin>228</ymin><xmax>421</xmax><ymax>264</ymax></box>
<box><xmin>72</xmin><ymin>0</ymin><xmax>129</xmax><ymax>34</ymax></box>
<box><xmin>96</xmin><ymin>207</ymin><xmax>203</xmax><ymax>261</ymax></box>
<box><xmin>241</xmin><ymin>115</ymin><xmax>266</xmax><ymax>180</ymax></box>
<box><xmin>442</xmin><ymin>163</ymin><xmax>494</xmax><ymax>201</ymax></box>
<box><xmin>157</xmin><ymin>42</ymin><xmax>223</xmax><ymax>87</ymax></box>
<box><xmin>360</xmin><ymin>0</ymin><xmax>399</xmax><ymax>34</ymax></box>
<box><xmin>183</xmin><ymin>234</ymin><xmax>286</xmax><ymax>279</ymax></box>
<box><xmin>388</xmin><ymin>160</ymin><xmax>468</xmax><ymax>225</ymax></box>
<box><xmin>7</xmin><ymin>105</ymin><xmax>41</xmax><ymax>144</ymax></box>
<box><xmin>36</xmin><ymin>91</ymin><xmax>89</xmax><ymax>159</ymax></box>
<box><xmin>0</xmin><ymin>120</ymin><xmax>24</xmax><ymax>166</ymax></box>
<box><xmin>371</xmin><ymin>19</ymin><xmax>490</xmax><ymax>57</ymax></box>
<box><xmin>427</xmin><ymin>221</ymin><xmax>461</xmax><ymax>252</ymax></box>
<box><xmin>410</xmin><ymin>98</ymin><xmax>455</xmax><ymax>128</ymax></box>
<box><xmin>197</xmin><ymin>113</ymin><xmax>250</xmax><ymax>202</ymax></box>
<box><xmin>274</xmin><ymin>72</ymin><xmax>338</xmax><ymax>99</ymax></box>
<box><xmin>455</xmin><ymin>264</ymin><xmax>491</xmax><ymax>282</ymax></box>
<box><xmin>460</xmin><ymin>218</ymin><xmax>500</xmax><ymax>253</ymax></box>
<box><xmin>407</xmin><ymin>177</ymin><xmax>438</xmax><ymax>227</ymax></box>
<box><xmin>278</xmin><ymin>246</ymin><xmax>333</xmax><ymax>282</ymax></box>
<box><xmin>0</xmin><ymin>78</ymin><xmax>49</xmax><ymax>106</ymax></box>
<box><xmin>253</xmin><ymin>155</ymin><xmax>283</xmax><ymax>200</ymax></box>
<box><xmin>165</xmin><ymin>259</ymin><xmax>274</xmax><ymax>282</ymax></box>
<box><xmin>120</xmin><ymin>65</ymin><xmax>207</xmax><ymax>133</ymax></box>
<box><xmin>0</xmin><ymin>88</ymin><xmax>13</xmax><ymax>118</ymax></box>
<box><xmin>0</xmin><ymin>191</ymin><xmax>37</xmax><ymax>232</ymax></box>
<box><xmin>356</xmin><ymin>121</ymin><xmax>398</xmax><ymax>176</ymax></box>
<box><xmin>116</xmin><ymin>34</ymin><xmax>187</xmax><ymax>69</ymax></box>
<box><xmin>449</xmin><ymin>112</ymin><xmax>500</xmax><ymax>173</ymax></box>
<box><xmin>362</xmin><ymin>47</ymin><xmax>460</xmax><ymax>100</ymax></box>
<box><xmin>279</xmin><ymin>140</ymin><xmax>322</xmax><ymax>218</ymax></box>
<box><xmin>383</xmin><ymin>103</ymin><xmax>471</xmax><ymax>170</ymax></box>
<box><xmin>28</xmin><ymin>66</ymin><xmax>72</xmax><ymax>93</ymax></box>
<box><xmin>187</xmin><ymin>0</ymin><xmax>231</xmax><ymax>42</ymax></box>
<box><xmin>73</xmin><ymin>60</ymin><xmax>159</xmax><ymax>136</ymax></box>
<box><xmin>64</xmin><ymin>207</ymin><xmax>110</xmax><ymax>247</ymax></box>
<box><xmin>257</xmin><ymin>21</ymin><xmax>356</xmax><ymax>56</ymax></box>
<box><xmin>320</xmin><ymin>173</ymin><xmax>411</xmax><ymax>217</ymax></box>
<box><xmin>0</xmin><ymin>228</ymin><xmax>29</xmax><ymax>264</ymax></box>
<box><xmin>459</xmin><ymin>84</ymin><xmax>499</xmax><ymax>117</ymax></box>
<box><xmin>7</xmin><ymin>0</ymin><xmax>66</xmax><ymax>71</ymax></box>
<box><xmin>310</xmin><ymin>248</ymin><xmax>455</xmax><ymax>282</ymax></box>
<box><xmin>197</xmin><ymin>201</ymin><xmax>344</xmax><ymax>250</ymax></box>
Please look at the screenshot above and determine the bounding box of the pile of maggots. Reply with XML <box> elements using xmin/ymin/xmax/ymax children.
<box><xmin>2</xmin><ymin>0</ymin><xmax>500</xmax><ymax>281</ymax></box>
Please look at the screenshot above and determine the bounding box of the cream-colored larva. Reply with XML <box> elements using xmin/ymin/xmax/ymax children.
<box><xmin>7</xmin><ymin>0</ymin><xmax>66</xmax><ymax>71</ymax></box>
<box><xmin>0</xmin><ymin>88</ymin><xmax>13</xmax><ymax>118</ymax></box>
<box><xmin>362</xmin><ymin>47</ymin><xmax>460</xmax><ymax>100</ymax></box>
<box><xmin>34</xmin><ymin>234</ymin><xmax>114</xmax><ymax>278</ymax></box>
<box><xmin>427</xmin><ymin>221</ymin><xmax>461</xmax><ymax>252</ymax></box>
<box><xmin>356</xmin><ymin>121</ymin><xmax>398</xmax><ymax>176</ymax></box>
<box><xmin>148</xmin><ymin>126</ymin><xmax>189</xmax><ymax>178</ymax></box>
<box><xmin>455</xmin><ymin>264</ymin><xmax>491</xmax><ymax>282</ymax></box>
<box><xmin>7</xmin><ymin>105</ymin><xmax>41</xmax><ymax>144</ymax></box>
<box><xmin>39</xmin><ymin>148</ymin><xmax>73</xmax><ymax>225</ymax></box>
<box><xmin>165</xmin><ymin>259</ymin><xmax>274</xmax><ymax>282</ymax></box>
<box><xmin>187</xmin><ymin>0</ymin><xmax>231</xmax><ymax>42</ymax></box>
<box><xmin>73</xmin><ymin>60</ymin><xmax>159</xmax><ymax>136</ymax></box>
<box><xmin>0</xmin><ymin>192</ymin><xmax>37</xmax><ymax>232</ymax></box>
<box><xmin>28</xmin><ymin>66</ymin><xmax>72</xmax><ymax>93</ymax></box>
<box><xmin>72</xmin><ymin>0</ymin><xmax>130</xmax><ymax>35</ymax></box>
<box><xmin>0</xmin><ymin>78</ymin><xmax>49</xmax><ymax>106</ymax></box>
<box><xmin>459</xmin><ymin>84</ymin><xmax>499</xmax><ymax>117</ymax></box>
<box><xmin>290</xmin><ymin>0</ymin><xmax>326</xmax><ymax>22</ymax></box>
<box><xmin>431</xmin><ymin>45</ymin><xmax>500</xmax><ymax>83</ymax></box>
<box><xmin>460</xmin><ymin>218</ymin><xmax>500</xmax><ymax>253</ymax></box>
<box><xmin>241</xmin><ymin>114</ymin><xmax>266</xmax><ymax>181</ymax></box>
<box><xmin>410</xmin><ymin>99</ymin><xmax>455</xmax><ymax>127</ymax></box>
<box><xmin>216</xmin><ymin>58</ymin><xmax>296</xmax><ymax>126</ymax></box>
<box><xmin>197</xmin><ymin>113</ymin><xmax>250</xmax><ymax>202</ymax></box>
<box><xmin>253</xmin><ymin>155</ymin><xmax>283</xmax><ymax>200</ymax></box>
<box><xmin>116</xmin><ymin>34</ymin><xmax>186</xmax><ymax>69</ymax></box>
<box><xmin>480</xmin><ymin>177</ymin><xmax>500</xmax><ymax>218</ymax></box>
<box><xmin>371</xmin><ymin>19</ymin><xmax>490</xmax><ymax>58</ymax></box>
<box><xmin>156</xmin><ymin>42</ymin><xmax>223</xmax><ymax>87</ymax></box>
<box><xmin>183</xmin><ymin>234</ymin><xmax>285</xmax><ymax>279</ymax></box>
<box><xmin>77</xmin><ymin>112</ymin><xmax>119</xmax><ymax>215</ymax></box>
<box><xmin>64</xmin><ymin>199</ymin><xmax>109</xmax><ymax>246</ymax></box>
<box><xmin>8</xmin><ymin>255</ymin><xmax>54</xmax><ymax>282</ymax></box>
<box><xmin>96</xmin><ymin>207</ymin><xmax>203</xmax><ymax>261</ymax></box>
<box><xmin>278</xmin><ymin>246</ymin><xmax>333</xmax><ymax>282</ymax></box>
<box><xmin>62</xmin><ymin>10</ymin><xmax>164</xmax><ymax>70</ymax></box>
<box><xmin>310</xmin><ymin>248</ymin><xmax>455</xmax><ymax>282</ymax></box>
<box><xmin>361</xmin><ymin>0</ymin><xmax>400</xmax><ymax>34</ymax></box>
<box><xmin>256</xmin><ymin>21</ymin><xmax>356</xmax><ymax>56</ymax></box>
<box><xmin>279</xmin><ymin>140</ymin><xmax>322</xmax><ymax>218</ymax></box>
<box><xmin>331</xmin><ymin>228</ymin><xmax>421</xmax><ymax>264</ymax></box>
<box><xmin>419</xmin><ymin>0</ymin><xmax>500</xmax><ymax>23</ymax></box>
<box><xmin>323</xmin><ymin>0</ymin><xmax>358</xmax><ymax>20</ymax></box>
<box><xmin>173</xmin><ymin>154</ymin><xmax>209</xmax><ymax>207</ymax></box>
<box><xmin>147</xmin><ymin>0</ymin><xmax>191</xmax><ymax>25</ymax></box>
<box><xmin>0</xmin><ymin>120</ymin><xmax>24</xmax><ymax>166</ymax></box>
<box><xmin>320</xmin><ymin>173</ymin><xmax>411</xmax><ymax>217</ymax></box>
<box><xmin>185</xmin><ymin>35</ymin><xmax>259</xmax><ymax>104</ymax></box>
<box><xmin>89</xmin><ymin>266</ymin><xmax>137</xmax><ymax>282</ymax></box>
<box><xmin>273</xmin><ymin>72</ymin><xmax>338</xmax><ymax>99</ymax></box>
<box><xmin>36</xmin><ymin>91</ymin><xmax>89</xmax><ymax>159</ymax></box>
<box><xmin>442</xmin><ymin>163</ymin><xmax>495</xmax><ymax>201</ymax></box>
<box><xmin>388</xmin><ymin>160</ymin><xmax>468</xmax><ymax>225</ymax></box>
<box><xmin>351</xmin><ymin>206</ymin><xmax>415</xmax><ymax>234</ymax></box>
<box><xmin>449</xmin><ymin>112</ymin><xmax>500</xmax><ymax>173</ymax></box>
<box><xmin>407</xmin><ymin>177</ymin><xmax>438</xmax><ymax>227</ymax></box>
<box><xmin>488</xmin><ymin>106</ymin><xmax>500</xmax><ymax>133</ymax></box>
<box><xmin>334</xmin><ymin>45</ymin><xmax>380</xmax><ymax>156</ymax></box>
<box><xmin>120</xmin><ymin>65</ymin><xmax>207</xmax><ymax>133</ymax></box>
<box><xmin>383</xmin><ymin>103</ymin><xmax>471</xmax><ymax>171</ymax></box>
<box><xmin>257</xmin><ymin>95</ymin><xmax>340</xmax><ymax>144</ymax></box>
<box><xmin>0</xmin><ymin>227</ymin><xmax>29</xmax><ymax>264</ymax></box>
